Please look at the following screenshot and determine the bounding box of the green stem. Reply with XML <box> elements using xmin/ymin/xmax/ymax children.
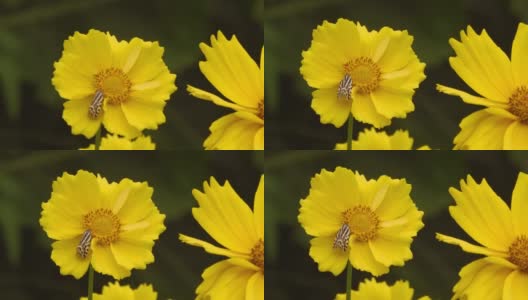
<box><xmin>346</xmin><ymin>262</ymin><xmax>352</xmax><ymax>300</ymax></box>
<box><xmin>94</xmin><ymin>127</ymin><xmax>102</xmax><ymax>150</ymax></box>
<box><xmin>346</xmin><ymin>113</ymin><xmax>354</xmax><ymax>150</ymax></box>
<box><xmin>88</xmin><ymin>264</ymin><xmax>94</xmax><ymax>300</ymax></box>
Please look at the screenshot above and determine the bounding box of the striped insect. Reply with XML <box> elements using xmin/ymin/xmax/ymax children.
<box><xmin>88</xmin><ymin>90</ymin><xmax>104</xmax><ymax>119</ymax></box>
<box><xmin>77</xmin><ymin>229</ymin><xmax>92</xmax><ymax>259</ymax></box>
<box><xmin>333</xmin><ymin>223</ymin><xmax>351</xmax><ymax>251</ymax></box>
<box><xmin>337</xmin><ymin>74</ymin><xmax>353</xmax><ymax>101</ymax></box>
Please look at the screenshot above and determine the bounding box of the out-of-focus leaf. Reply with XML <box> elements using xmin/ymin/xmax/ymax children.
<box><xmin>511</xmin><ymin>0</ymin><xmax>528</xmax><ymax>19</ymax></box>
<box><xmin>0</xmin><ymin>175</ymin><xmax>22</xmax><ymax>265</ymax></box>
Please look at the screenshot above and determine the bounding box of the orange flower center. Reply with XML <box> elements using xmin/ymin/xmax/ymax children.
<box><xmin>343</xmin><ymin>57</ymin><xmax>381</xmax><ymax>94</ymax></box>
<box><xmin>94</xmin><ymin>68</ymin><xmax>132</xmax><ymax>105</ymax></box>
<box><xmin>250</xmin><ymin>239</ymin><xmax>264</xmax><ymax>269</ymax></box>
<box><xmin>257</xmin><ymin>100</ymin><xmax>264</xmax><ymax>120</ymax></box>
<box><xmin>83</xmin><ymin>208</ymin><xmax>121</xmax><ymax>246</ymax></box>
<box><xmin>509</xmin><ymin>235</ymin><xmax>528</xmax><ymax>271</ymax></box>
<box><xmin>343</xmin><ymin>205</ymin><xmax>379</xmax><ymax>242</ymax></box>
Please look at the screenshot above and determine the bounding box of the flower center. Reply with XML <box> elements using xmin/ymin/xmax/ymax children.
<box><xmin>94</xmin><ymin>68</ymin><xmax>132</xmax><ymax>105</ymax></box>
<box><xmin>250</xmin><ymin>239</ymin><xmax>264</xmax><ymax>270</ymax></box>
<box><xmin>343</xmin><ymin>205</ymin><xmax>379</xmax><ymax>242</ymax></box>
<box><xmin>344</xmin><ymin>57</ymin><xmax>381</xmax><ymax>94</ymax></box>
<box><xmin>509</xmin><ymin>86</ymin><xmax>528</xmax><ymax>123</ymax></box>
<box><xmin>509</xmin><ymin>235</ymin><xmax>528</xmax><ymax>271</ymax></box>
<box><xmin>257</xmin><ymin>100</ymin><xmax>264</xmax><ymax>120</ymax></box>
<box><xmin>83</xmin><ymin>208</ymin><xmax>121</xmax><ymax>246</ymax></box>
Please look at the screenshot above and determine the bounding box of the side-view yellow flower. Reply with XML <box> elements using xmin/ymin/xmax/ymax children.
<box><xmin>40</xmin><ymin>170</ymin><xmax>166</xmax><ymax>279</ymax></box>
<box><xmin>82</xmin><ymin>134</ymin><xmax>156</xmax><ymax>150</ymax></box>
<box><xmin>300</xmin><ymin>18</ymin><xmax>426</xmax><ymax>128</ymax></box>
<box><xmin>80</xmin><ymin>282</ymin><xmax>157</xmax><ymax>300</ymax></box>
<box><xmin>436</xmin><ymin>173</ymin><xmax>528</xmax><ymax>299</ymax></box>
<box><xmin>52</xmin><ymin>29</ymin><xmax>177</xmax><ymax>139</ymax></box>
<box><xmin>298</xmin><ymin>167</ymin><xmax>424</xmax><ymax>276</ymax></box>
<box><xmin>187</xmin><ymin>31</ymin><xmax>264</xmax><ymax>150</ymax></box>
<box><xmin>437</xmin><ymin>23</ymin><xmax>528</xmax><ymax>149</ymax></box>
<box><xmin>334</xmin><ymin>128</ymin><xmax>430</xmax><ymax>150</ymax></box>
<box><xmin>335</xmin><ymin>279</ymin><xmax>431</xmax><ymax>300</ymax></box>
<box><xmin>179</xmin><ymin>175</ymin><xmax>264</xmax><ymax>300</ymax></box>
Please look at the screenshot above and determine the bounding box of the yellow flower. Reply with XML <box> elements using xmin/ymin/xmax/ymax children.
<box><xmin>179</xmin><ymin>175</ymin><xmax>264</xmax><ymax>300</ymax></box>
<box><xmin>39</xmin><ymin>170</ymin><xmax>166</xmax><ymax>279</ymax></box>
<box><xmin>436</xmin><ymin>173</ymin><xmax>528</xmax><ymax>299</ymax></box>
<box><xmin>52</xmin><ymin>29</ymin><xmax>177</xmax><ymax>139</ymax></box>
<box><xmin>80</xmin><ymin>282</ymin><xmax>157</xmax><ymax>300</ymax></box>
<box><xmin>437</xmin><ymin>23</ymin><xmax>528</xmax><ymax>149</ymax></box>
<box><xmin>300</xmin><ymin>18</ymin><xmax>426</xmax><ymax>128</ymax></box>
<box><xmin>187</xmin><ymin>31</ymin><xmax>264</xmax><ymax>150</ymax></box>
<box><xmin>298</xmin><ymin>167</ymin><xmax>424</xmax><ymax>276</ymax></box>
<box><xmin>82</xmin><ymin>134</ymin><xmax>156</xmax><ymax>150</ymax></box>
<box><xmin>334</xmin><ymin>128</ymin><xmax>430</xmax><ymax>150</ymax></box>
<box><xmin>335</xmin><ymin>279</ymin><xmax>431</xmax><ymax>300</ymax></box>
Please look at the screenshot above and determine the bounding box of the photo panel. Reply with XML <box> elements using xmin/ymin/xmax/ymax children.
<box><xmin>265</xmin><ymin>150</ymin><xmax>528</xmax><ymax>299</ymax></box>
<box><xmin>0</xmin><ymin>0</ymin><xmax>263</xmax><ymax>150</ymax></box>
<box><xmin>0</xmin><ymin>150</ymin><xmax>263</xmax><ymax>299</ymax></box>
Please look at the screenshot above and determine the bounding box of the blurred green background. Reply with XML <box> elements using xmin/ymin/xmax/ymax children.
<box><xmin>0</xmin><ymin>0</ymin><xmax>263</xmax><ymax>149</ymax></box>
<box><xmin>265</xmin><ymin>151</ymin><xmax>528</xmax><ymax>299</ymax></box>
<box><xmin>0</xmin><ymin>150</ymin><xmax>263</xmax><ymax>299</ymax></box>
<box><xmin>265</xmin><ymin>0</ymin><xmax>528</xmax><ymax>149</ymax></box>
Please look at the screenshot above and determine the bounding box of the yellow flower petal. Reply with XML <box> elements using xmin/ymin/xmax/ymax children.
<box><xmin>511</xmin><ymin>23</ymin><xmax>528</xmax><ymax>86</ymax></box>
<box><xmin>187</xmin><ymin>85</ymin><xmax>250</xmax><ymax>112</ymax></box>
<box><xmin>62</xmin><ymin>97</ymin><xmax>102</xmax><ymax>138</ymax></box>
<box><xmin>254</xmin><ymin>127</ymin><xmax>264</xmax><ymax>150</ymax></box>
<box><xmin>435</xmin><ymin>233</ymin><xmax>507</xmax><ymax>257</ymax></box>
<box><xmin>370</xmin><ymin>86</ymin><xmax>414</xmax><ymax>119</ymax></box>
<box><xmin>353</xmin><ymin>279</ymin><xmax>391</xmax><ymax>300</ymax></box>
<box><xmin>368</xmin><ymin>237</ymin><xmax>413</xmax><ymax>267</ymax></box>
<box><xmin>133</xmin><ymin>284</ymin><xmax>158</xmax><ymax>300</ymax></box>
<box><xmin>192</xmin><ymin>177</ymin><xmax>257</xmax><ymax>253</ymax></box>
<box><xmin>50</xmin><ymin>238</ymin><xmax>90</xmax><ymax>279</ymax></box>
<box><xmin>449</xmin><ymin>26</ymin><xmax>514</xmax><ymax>102</ymax></box>
<box><xmin>504</xmin><ymin>121</ymin><xmax>528</xmax><ymax>149</ymax></box>
<box><xmin>179</xmin><ymin>234</ymin><xmax>248</xmax><ymax>259</ymax></box>
<box><xmin>121</xmin><ymin>98</ymin><xmax>166</xmax><ymax>130</ymax></box>
<box><xmin>511</xmin><ymin>172</ymin><xmax>528</xmax><ymax>235</ymax></box>
<box><xmin>436</xmin><ymin>84</ymin><xmax>507</xmax><ymax>108</ymax></box>
<box><xmin>348</xmin><ymin>239</ymin><xmax>389</xmax><ymax>276</ymax></box>
<box><xmin>110</xmin><ymin>179</ymin><xmax>153</xmax><ymax>223</ymax></box>
<box><xmin>454</xmin><ymin>109</ymin><xmax>513</xmax><ymax>150</ymax></box>
<box><xmin>196</xmin><ymin>259</ymin><xmax>254</xmax><ymax>299</ymax></box>
<box><xmin>351</xmin><ymin>90</ymin><xmax>391</xmax><ymax>128</ymax></box>
<box><xmin>204</xmin><ymin>112</ymin><xmax>262</xmax><ymax>150</ymax></box>
<box><xmin>120</xmin><ymin>206</ymin><xmax>165</xmax><ymax>242</ymax></box>
<box><xmin>102</xmin><ymin>103</ymin><xmax>141</xmax><ymax>139</ymax></box>
<box><xmin>254</xmin><ymin>176</ymin><xmax>264</xmax><ymax>240</ymax></box>
<box><xmin>91</xmin><ymin>244</ymin><xmax>130</xmax><ymax>279</ymax></box>
<box><xmin>375</xmin><ymin>28</ymin><xmax>415</xmax><ymax>73</ymax></box>
<box><xmin>40</xmin><ymin>170</ymin><xmax>108</xmax><ymax>240</ymax></box>
<box><xmin>390</xmin><ymin>281</ymin><xmax>414</xmax><ymax>299</ymax></box>
<box><xmin>335</xmin><ymin>129</ymin><xmax>418</xmax><ymax>150</ymax></box>
<box><xmin>299</xmin><ymin>168</ymin><xmax>364</xmax><ymax>237</ymax></box>
<box><xmin>300</xmin><ymin>19</ymin><xmax>361</xmax><ymax>89</ymax></box>
<box><xmin>125</xmin><ymin>39</ymin><xmax>167</xmax><ymax>83</ymax></box>
<box><xmin>503</xmin><ymin>270</ymin><xmax>528</xmax><ymax>300</ymax></box>
<box><xmin>198</xmin><ymin>31</ymin><xmax>262</xmax><ymax>108</ymax></box>
<box><xmin>448</xmin><ymin>176</ymin><xmax>515</xmax><ymax>250</ymax></box>
<box><xmin>110</xmin><ymin>238</ymin><xmax>154</xmax><ymax>270</ymax></box>
<box><xmin>455</xmin><ymin>258</ymin><xmax>512</xmax><ymax>300</ymax></box>
<box><xmin>371</xmin><ymin>176</ymin><xmax>413</xmax><ymax>220</ymax></box>
<box><xmin>308</xmin><ymin>236</ymin><xmax>349</xmax><ymax>276</ymax></box>
<box><xmin>311</xmin><ymin>87</ymin><xmax>352</xmax><ymax>128</ymax></box>
<box><xmin>82</xmin><ymin>135</ymin><xmax>156</xmax><ymax>150</ymax></box>
<box><xmin>245</xmin><ymin>272</ymin><xmax>264</xmax><ymax>300</ymax></box>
